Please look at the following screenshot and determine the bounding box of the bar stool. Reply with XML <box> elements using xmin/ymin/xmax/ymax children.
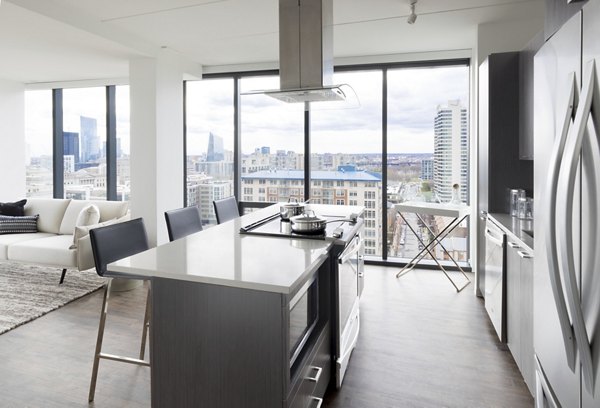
<box><xmin>164</xmin><ymin>206</ymin><xmax>203</xmax><ymax>241</ymax></box>
<box><xmin>88</xmin><ymin>218</ymin><xmax>151</xmax><ymax>402</ymax></box>
<box><xmin>213</xmin><ymin>196</ymin><xmax>240</xmax><ymax>224</ymax></box>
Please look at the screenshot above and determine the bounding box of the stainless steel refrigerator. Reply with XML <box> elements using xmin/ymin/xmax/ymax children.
<box><xmin>534</xmin><ymin>1</ymin><xmax>600</xmax><ymax>407</ymax></box>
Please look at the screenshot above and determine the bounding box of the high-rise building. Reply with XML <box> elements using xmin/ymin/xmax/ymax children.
<box><xmin>63</xmin><ymin>131</ymin><xmax>79</xmax><ymax>164</ymax></box>
<box><xmin>207</xmin><ymin>132</ymin><xmax>224</xmax><ymax>162</ymax></box>
<box><xmin>433</xmin><ymin>100</ymin><xmax>468</xmax><ymax>203</ymax></box>
<box><xmin>80</xmin><ymin>116</ymin><xmax>99</xmax><ymax>163</ymax></box>
<box><xmin>420</xmin><ymin>159</ymin><xmax>433</xmax><ymax>181</ymax></box>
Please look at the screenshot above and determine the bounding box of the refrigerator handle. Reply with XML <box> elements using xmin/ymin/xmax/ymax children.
<box><xmin>557</xmin><ymin>60</ymin><xmax>596</xmax><ymax>393</ymax></box>
<box><xmin>544</xmin><ymin>71</ymin><xmax>577</xmax><ymax>371</ymax></box>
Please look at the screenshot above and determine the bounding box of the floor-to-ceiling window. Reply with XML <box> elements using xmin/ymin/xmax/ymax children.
<box><xmin>184</xmin><ymin>60</ymin><xmax>470</xmax><ymax>264</ymax></box>
<box><xmin>25</xmin><ymin>90</ymin><xmax>53</xmax><ymax>198</ymax></box>
<box><xmin>240</xmin><ymin>75</ymin><xmax>305</xmax><ymax>204</ymax></box>
<box><xmin>185</xmin><ymin>78</ymin><xmax>235</xmax><ymax>227</ymax></box>
<box><xmin>115</xmin><ymin>86</ymin><xmax>131</xmax><ymax>201</ymax></box>
<box><xmin>387</xmin><ymin>65</ymin><xmax>470</xmax><ymax>263</ymax></box>
<box><xmin>62</xmin><ymin>87</ymin><xmax>107</xmax><ymax>200</ymax></box>
<box><xmin>24</xmin><ymin>85</ymin><xmax>128</xmax><ymax>201</ymax></box>
<box><xmin>311</xmin><ymin>70</ymin><xmax>383</xmax><ymax>256</ymax></box>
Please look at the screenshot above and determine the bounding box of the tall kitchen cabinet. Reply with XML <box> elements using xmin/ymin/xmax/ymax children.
<box><xmin>477</xmin><ymin>52</ymin><xmax>534</xmax><ymax>296</ymax></box>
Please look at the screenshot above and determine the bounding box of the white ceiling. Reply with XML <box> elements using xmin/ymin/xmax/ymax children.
<box><xmin>0</xmin><ymin>0</ymin><xmax>544</xmax><ymax>84</ymax></box>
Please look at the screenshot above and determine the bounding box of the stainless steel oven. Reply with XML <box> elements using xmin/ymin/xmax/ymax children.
<box><xmin>336</xmin><ymin>232</ymin><xmax>364</xmax><ymax>388</ymax></box>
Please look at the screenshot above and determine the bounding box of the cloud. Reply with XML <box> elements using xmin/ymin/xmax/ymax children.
<box><xmin>25</xmin><ymin>65</ymin><xmax>469</xmax><ymax>159</ymax></box>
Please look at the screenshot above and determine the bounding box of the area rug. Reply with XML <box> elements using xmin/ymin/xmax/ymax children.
<box><xmin>0</xmin><ymin>262</ymin><xmax>106</xmax><ymax>335</ymax></box>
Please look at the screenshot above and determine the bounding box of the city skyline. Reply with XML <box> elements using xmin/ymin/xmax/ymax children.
<box><xmin>24</xmin><ymin>66</ymin><xmax>468</xmax><ymax>160</ymax></box>
<box><xmin>185</xmin><ymin>66</ymin><xmax>469</xmax><ymax>155</ymax></box>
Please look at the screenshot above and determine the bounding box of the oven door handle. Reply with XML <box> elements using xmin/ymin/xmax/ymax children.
<box><xmin>338</xmin><ymin>236</ymin><xmax>362</xmax><ymax>265</ymax></box>
<box><xmin>484</xmin><ymin>228</ymin><xmax>504</xmax><ymax>248</ymax></box>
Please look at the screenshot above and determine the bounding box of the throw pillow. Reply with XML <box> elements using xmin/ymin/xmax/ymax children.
<box><xmin>69</xmin><ymin>217</ymin><xmax>118</xmax><ymax>250</ymax></box>
<box><xmin>0</xmin><ymin>214</ymin><xmax>39</xmax><ymax>234</ymax></box>
<box><xmin>75</xmin><ymin>204</ymin><xmax>101</xmax><ymax>228</ymax></box>
<box><xmin>0</xmin><ymin>199</ymin><xmax>27</xmax><ymax>216</ymax></box>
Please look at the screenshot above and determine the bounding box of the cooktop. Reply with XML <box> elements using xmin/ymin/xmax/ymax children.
<box><xmin>239</xmin><ymin>212</ymin><xmax>363</xmax><ymax>244</ymax></box>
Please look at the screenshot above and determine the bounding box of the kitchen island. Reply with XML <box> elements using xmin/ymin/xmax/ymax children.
<box><xmin>109</xmin><ymin>204</ymin><xmax>364</xmax><ymax>408</ymax></box>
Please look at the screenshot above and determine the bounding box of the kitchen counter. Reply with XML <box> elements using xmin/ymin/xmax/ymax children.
<box><xmin>109</xmin><ymin>204</ymin><xmax>362</xmax><ymax>294</ymax></box>
<box><xmin>489</xmin><ymin>213</ymin><xmax>534</xmax><ymax>252</ymax></box>
<box><xmin>111</xmin><ymin>203</ymin><xmax>364</xmax><ymax>408</ymax></box>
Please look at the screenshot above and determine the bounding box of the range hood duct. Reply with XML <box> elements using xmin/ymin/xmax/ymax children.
<box><xmin>246</xmin><ymin>0</ymin><xmax>356</xmax><ymax>105</ymax></box>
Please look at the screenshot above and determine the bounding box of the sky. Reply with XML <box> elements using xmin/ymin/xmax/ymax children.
<box><xmin>186</xmin><ymin>65</ymin><xmax>469</xmax><ymax>155</ymax></box>
<box><xmin>24</xmin><ymin>64</ymin><xmax>469</xmax><ymax>159</ymax></box>
<box><xmin>25</xmin><ymin>86</ymin><xmax>130</xmax><ymax>158</ymax></box>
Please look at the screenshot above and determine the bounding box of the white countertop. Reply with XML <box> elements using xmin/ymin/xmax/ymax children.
<box><xmin>395</xmin><ymin>201</ymin><xmax>470</xmax><ymax>218</ymax></box>
<box><xmin>108</xmin><ymin>204</ymin><xmax>363</xmax><ymax>294</ymax></box>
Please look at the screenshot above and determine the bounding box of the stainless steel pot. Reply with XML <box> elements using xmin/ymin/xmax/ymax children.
<box><xmin>280</xmin><ymin>198</ymin><xmax>306</xmax><ymax>221</ymax></box>
<box><xmin>290</xmin><ymin>211</ymin><xmax>327</xmax><ymax>234</ymax></box>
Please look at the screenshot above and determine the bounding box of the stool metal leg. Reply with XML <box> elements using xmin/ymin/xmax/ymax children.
<box><xmin>139</xmin><ymin>284</ymin><xmax>151</xmax><ymax>360</ymax></box>
<box><xmin>89</xmin><ymin>279</ymin><xmax>150</xmax><ymax>402</ymax></box>
<box><xmin>89</xmin><ymin>279</ymin><xmax>112</xmax><ymax>402</ymax></box>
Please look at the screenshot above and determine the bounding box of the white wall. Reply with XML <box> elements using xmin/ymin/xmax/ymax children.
<box><xmin>0</xmin><ymin>79</ymin><xmax>25</xmax><ymax>201</ymax></box>
<box><xmin>129</xmin><ymin>49</ymin><xmax>185</xmax><ymax>246</ymax></box>
<box><xmin>477</xmin><ymin>18</ymin><xmax>544</xmax><ymax>66</ymax></box>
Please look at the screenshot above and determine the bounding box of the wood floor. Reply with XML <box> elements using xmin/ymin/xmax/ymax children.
<box><xmin>0</xmin><ymin>267</ymin><xmax>533</xmax><ymax>407</ymax></box>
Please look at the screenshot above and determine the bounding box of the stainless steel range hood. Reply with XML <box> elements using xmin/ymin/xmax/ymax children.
<box><xmin>245</xmin><ymin>0</ymin><xmax>357</xmax><ymax>105</ymax></box>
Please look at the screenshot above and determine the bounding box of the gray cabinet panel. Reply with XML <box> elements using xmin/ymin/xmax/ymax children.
<box><xmin>150</xmin><ymin>278</ymin><xmax>286</xmax><ymax>408</ymax></box>
<box><xmin>478</xmin><ymin>52</ymin><xmax>533</xmax><ymax>214</ymax></box>
<box><xmin>520</xmin><ymin>255</ymin><xmax>534</xmax><ymax>395</ymax></box>
<box><xmin>519</xmin><ymin>32</ymin><xmax>544</xmax><ymax>160</ymax></box>
<box><xmin>506</xmin><ymin>242</ymin><xmax>521</xmax><ymax>359</ymax></box>
<box><xmin>505</xmin><ymin>241</ymin><xmax>534</xmax><ymax>397</ymax></box>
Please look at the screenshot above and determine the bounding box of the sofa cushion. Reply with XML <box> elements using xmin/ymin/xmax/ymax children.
<box><xmin>75</xmin><ymin>205</ymin><xmax>100</xmax><ymax>228</ymax></box>
<box><xmin>8</xmin><ymin>235</ymin><xmax>77</xmax><ymax>268</ymax></box>
<box><xmin>0</xmin><ymin>215</ymin><xmax>39</xmax><ymax>235</ymax></box>
<box><xmin>24</xmin><ymin>198</ymin><xmax>71</xmax><ymax>234</ymax></box>
<box><xmin>59</xmin><ymin>200</ymin><xmax>128</xmax><ymax>235</ymax></box>
<box><xmin>70</xmin><ymin>217</ymin><xmax>119</xmax><ymax>250</ymax></box>
<box><xmin>96</xmin><ymin>201</ymin><xmax>129</xmax><ymax>222</ymax></box>
<box><xmin>0</xmin><ymin>199</ymin><xmax>27</xmax><ymax>216</ymax></box>
<box><xmin>0</xmin><ymin>232</ymin><xmax>54</xmax><ymax>260</ymax></box>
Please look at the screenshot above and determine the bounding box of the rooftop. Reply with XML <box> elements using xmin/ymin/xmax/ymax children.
<box><xmin>242</xmin><ymin>169</ymin><xmax>382</xmax><ymax>182</ymax></box>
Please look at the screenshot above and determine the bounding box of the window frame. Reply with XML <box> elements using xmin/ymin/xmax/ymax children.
<box><xmin>37</xmin><ymin>85</ymin><xmax>122</xmax><ymax>200</ymax></box>
<box><xmin>184</xmin><ymin>59</ymin><xmax>471</xmax><ymax>265</ymax></box>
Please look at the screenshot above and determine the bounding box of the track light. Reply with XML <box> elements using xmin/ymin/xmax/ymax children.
<box><xmin>407</xmin><ymin>0</ymin><xmax>417</xmax><ymax>24</ymax></box>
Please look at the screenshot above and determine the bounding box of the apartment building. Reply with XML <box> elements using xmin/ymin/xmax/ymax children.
<box><xmin>242</xmin><ymin>166</ymin><xmax>382</xmax><ymax>255</ymax></box>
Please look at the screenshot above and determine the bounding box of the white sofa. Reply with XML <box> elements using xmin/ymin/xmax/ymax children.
<box><xmin>0</xmin><ymin>198</ymin><xmax>129</xmax><ymax>282</ymax></box>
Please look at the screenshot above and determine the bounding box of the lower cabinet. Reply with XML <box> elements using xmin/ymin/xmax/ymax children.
<box><xmin>506</xmin><ymin>240</ymin><xmax>534</xmax><ymax>395</ymax></box>
<box><xmin>289</xmin><ymin>323</ymin><xmax>331</xmax><ymax>408</ymax></box>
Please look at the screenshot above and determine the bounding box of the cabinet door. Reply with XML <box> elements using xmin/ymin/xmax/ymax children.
<box><xmin>519</xmin><ymin>32</ymin><xmax>544</xmax><ymax>160</ymax></box>
<box><xmin>506</xmin><ymin>241</ymin><xmax>521</xmax><ymax>362</ymax></box>
<box><xmin>519</xmin><ymin>252</ymin><xmax>534</xmax><ymax>395</ymax></box>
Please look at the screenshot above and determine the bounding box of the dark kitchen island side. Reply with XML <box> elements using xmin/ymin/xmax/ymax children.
<box><xmin>107</xmin><ymin>204</ymin><xmax>364</xmax><ymax>408</ymax></box>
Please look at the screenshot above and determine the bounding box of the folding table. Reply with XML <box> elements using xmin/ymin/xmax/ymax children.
<box><xmin>394</xmin><ymin>201</ymin><xmax>471</xmax><ymax>292</ymax></box>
